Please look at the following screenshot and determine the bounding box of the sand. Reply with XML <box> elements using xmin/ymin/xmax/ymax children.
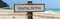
<box><xmin>0</xmin><ymin>9</ymin><xmax>13</xmax><ymax>14</ymax></box>
<box><xmin>0</xmin><ymin>9</ymin><xmax>60</xmax><ymax>19</ymax></box>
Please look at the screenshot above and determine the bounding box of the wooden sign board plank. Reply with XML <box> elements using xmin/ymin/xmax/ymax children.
<box><xmin>14</xmin><ymin>4</ymin><xmax>45</xmax><ymax>12</ymax></box>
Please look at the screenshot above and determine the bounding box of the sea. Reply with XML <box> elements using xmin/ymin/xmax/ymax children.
<box><xmin>45</xmin><ymin>9</ymin><xmax>60</xmax><ymax>13</ymax></box>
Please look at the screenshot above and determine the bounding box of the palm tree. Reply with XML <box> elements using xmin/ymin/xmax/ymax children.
<box><xmin>0</xmin><ymin>0</ymin><xmax>9</xmax><ymax>8</ymax></box>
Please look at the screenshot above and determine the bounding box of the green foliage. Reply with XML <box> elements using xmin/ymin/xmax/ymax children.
<box><xmin>0</xmin><ymin>0</ymin><xmax>9</xmax><ymax>8</ymax></box>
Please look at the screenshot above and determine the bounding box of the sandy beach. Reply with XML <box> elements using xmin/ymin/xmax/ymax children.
<box><xmin>0</xmin><ymin>9</ymin><xmax>13</xmax><ymax>14</ymax></box>
<box><xmin>0</xmin><ymin>9</ymin><xmax>60</xmax><ymax>19</ymax></box>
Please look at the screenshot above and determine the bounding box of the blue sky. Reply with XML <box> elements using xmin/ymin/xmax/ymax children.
<box><xmin>3</xmin><ymin>0</ymin><xmax>60</xmax><ymax>9</ymax></box>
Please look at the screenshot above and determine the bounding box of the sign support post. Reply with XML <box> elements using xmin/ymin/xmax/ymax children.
<box><xmin>27</xmin><ymin>12</ymin><xmax>33</xmax><ymax>19</ymax></box>
<box><xmin>27</xmin><ymin>1</ymin><xmax>33</xmax><ymax>19</ymax></box>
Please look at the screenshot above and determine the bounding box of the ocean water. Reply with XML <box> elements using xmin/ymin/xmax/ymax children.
<box><xmin>45</xmin><ymin>9</ymin><xmax>60</xmax><ymax>12</ymax></box>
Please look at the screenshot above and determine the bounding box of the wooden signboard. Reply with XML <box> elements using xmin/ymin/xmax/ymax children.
<box><xmin>14</xmin><ymin>4</ymin><xmax>45</xmax><ymax>12</ymax></box>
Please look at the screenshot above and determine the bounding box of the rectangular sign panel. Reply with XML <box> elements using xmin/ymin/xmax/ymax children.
<box><xmin>14</xmin><ymin>4</ymin><xmax>45</xmax><ymax>12</ymax></box>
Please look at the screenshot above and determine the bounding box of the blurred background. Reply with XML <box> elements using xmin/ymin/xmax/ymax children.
<box><xmin>1</xmin><ymin>0</ymin><xmax>60</xmax><ymax>12</ymax></box>
<box><xmin>3</xmin><ymin>0</ymin><xmax>60</xmax><ymax>10</ymax></box>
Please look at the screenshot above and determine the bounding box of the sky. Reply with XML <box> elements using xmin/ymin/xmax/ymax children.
<box><xmin>3</xmin><ymin>0</ymin><xmax>60</xmax><ymax>9</ymax></box>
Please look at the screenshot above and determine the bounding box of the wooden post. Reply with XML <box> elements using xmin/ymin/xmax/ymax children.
<box><xmin>27</xmin><ymin>12</ymin><xmax>33</xmax><ymax>19</ymax></box>
<box><xmin>27</xmin><ymin>1</ymin><xmax>33</xmax><ymax>19</ymax></box>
